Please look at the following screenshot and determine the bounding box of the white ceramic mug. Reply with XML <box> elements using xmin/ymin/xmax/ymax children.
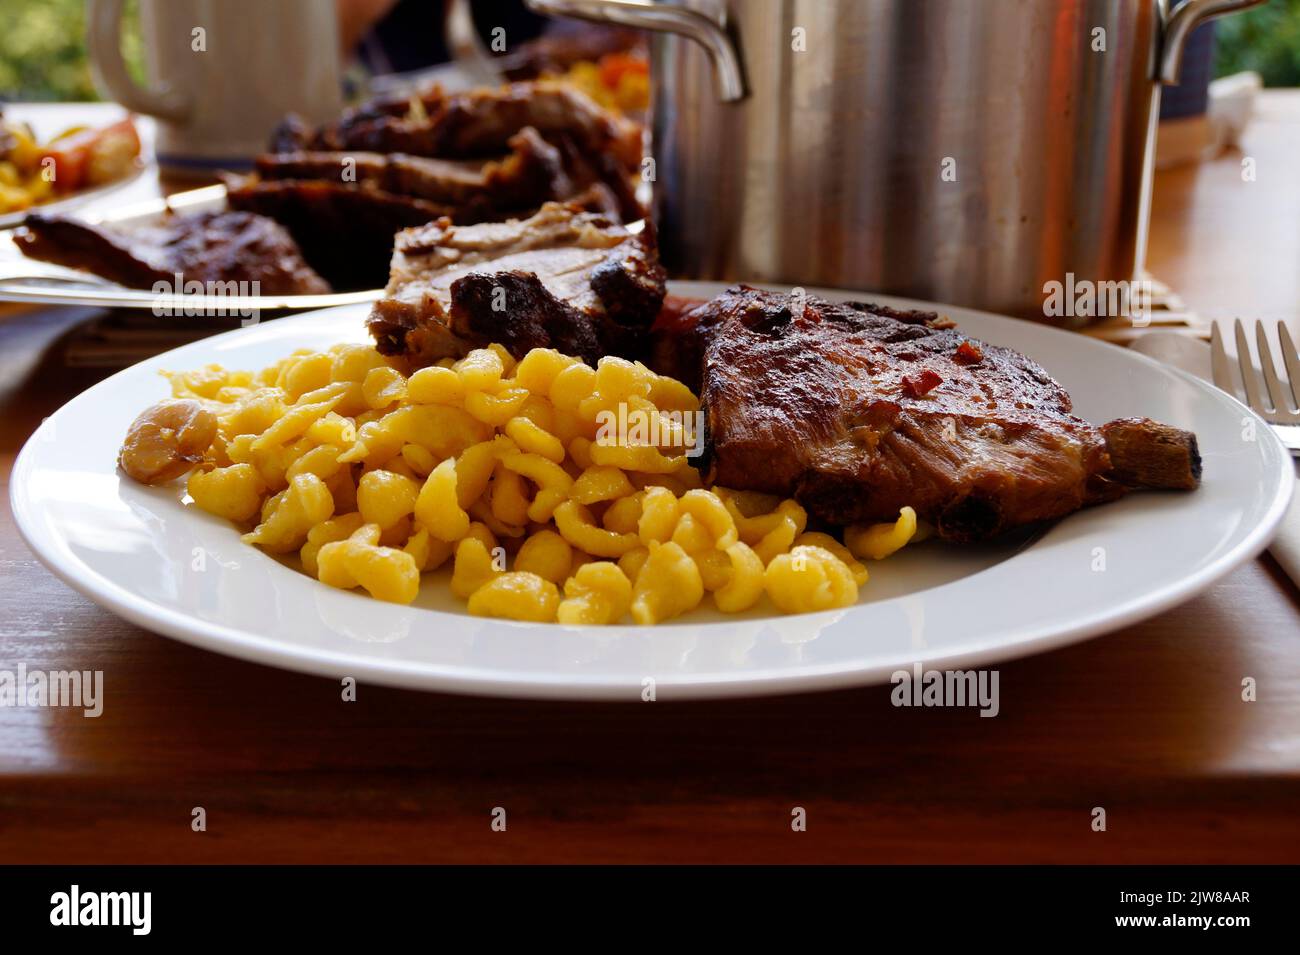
<box><xmin>87</xmin><ymin>0</ymin><xmax>343</xmax><ymax>175</ymax></box>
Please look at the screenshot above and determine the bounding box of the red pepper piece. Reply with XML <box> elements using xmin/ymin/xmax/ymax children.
<box><xmin>901</xmin><ymin>369</ymin><xmax>943</xmax><ymax>398</ymax></box>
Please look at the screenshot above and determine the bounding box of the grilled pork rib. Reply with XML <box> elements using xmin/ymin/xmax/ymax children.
<box><xmin>367</xmin><ymin>202</ymin><xmax>665</xmax><ymax>367</ymax></box>
<box><xmin>694</xmin><ymin>287</ymin><xmax>1200</xmax><ymax>542</ymax></box>
<box><xmin>15</xmin><ymin>210</ymin><xmax>330</xmax><ymax>295</ymax></box>
<box><xmin>266</xmin><ymin>81</ymin><xmax>644</xmax><ymax>222</ymax></box>
<box><xmin>252</xmin><ymin>131</ymin><xmax>569</xmax><ymax>210</ymax></box>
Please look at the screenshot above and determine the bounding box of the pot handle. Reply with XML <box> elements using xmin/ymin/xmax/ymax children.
<box><xmin>524</xmin><ymin>0</ymin><xmax>746</xmax><ymax>101</ymax></box>
<box><xmin>1159</xmin><ymin>0</ymin><xmax>1265</xmax><ymax>84</ymax></box>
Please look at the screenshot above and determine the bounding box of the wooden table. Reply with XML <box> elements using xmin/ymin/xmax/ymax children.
<box><xmin>2</xmin><ymin>97</ymin><xmax>1298</xmax><ymax>865</ymax></box>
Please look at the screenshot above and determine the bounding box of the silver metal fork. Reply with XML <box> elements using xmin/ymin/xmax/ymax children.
<box><xmin>1210</xmin><ymin>320</ymin><xmax>1300</xmax><ymax>455</ymax></box>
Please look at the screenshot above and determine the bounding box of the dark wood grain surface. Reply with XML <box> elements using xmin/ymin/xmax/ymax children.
<box><xmin>2</xmin><ymin>96</ymin><xmax>1298</xmax><ymax>865</ymax></box>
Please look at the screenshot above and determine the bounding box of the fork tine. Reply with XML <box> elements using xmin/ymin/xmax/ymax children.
<box><xmin>1255</xmin><ymin>323</ymin><xmax>1289</xmax><ymax>413</ymax></box>
<box><xmin>1210</xmin><ymin>323</ymin><xmax>1240</xmax><ymax>398</ymax></box>
<box><xmin>1234</xmin><ymin>318</ymin><xmax>1267</xmax><ymax>412</ymax></box>
<box><xmin>1278</xmin><ymin>322</ymin><xmax>1300</xmax><ymax>411</ymax></box>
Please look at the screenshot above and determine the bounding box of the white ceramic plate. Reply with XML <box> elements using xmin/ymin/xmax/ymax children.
<box><xmin>10</xmin><ymin>284</ymin><xmax>1294</xmax><ymax>699</ymax></box>
<box><xmin>0</xmin><ymin>104</ymin><xmax>156</xmax><ymax>231</ymax></box>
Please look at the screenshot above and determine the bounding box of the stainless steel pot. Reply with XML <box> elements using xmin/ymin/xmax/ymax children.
<box><xmin>526</xmin><ymin>0</ymin><xmax>1262</xmax><ymax>322</ymax></box>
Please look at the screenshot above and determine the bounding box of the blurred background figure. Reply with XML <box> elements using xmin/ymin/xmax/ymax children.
<box><xmin>2</xmin><ymin>0</ymin><xmax>1295</xmax><ymax>104</ymax></box>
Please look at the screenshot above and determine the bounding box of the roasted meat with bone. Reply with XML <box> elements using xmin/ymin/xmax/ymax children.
<box><xmin>692</xmin><ymin>287</ymin><xmax>1199</xmax><ymax>542</ymax></box>
<box><xmin>238</xmin><ymin>83</ymin><xmax>646</xmax><ymax>289</ymax></box>
<box><xmin>367</xmin><ymin>202</ymin><xmax>665</xmax><ymax>367</ymax></box>
<box><xmin>269</xmin><ymin>81</ymin><xmax>644</xmax><ymax>222</ymax></box>
<box><xmin>291</xmin><ymin>81</ymin><xmax>642</xmax><ymax>172</ymax></box>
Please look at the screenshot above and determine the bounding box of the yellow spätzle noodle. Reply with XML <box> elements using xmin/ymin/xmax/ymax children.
<box><xmin>488</xmin><ymin>462</ymin><xmax>531</xmax><ymax>527</ymax></box>
<box><xmin>571</xmin><ymin>465</ymin><xmax>634</xmax><ymax>505</ymax></box>
<box><xmin>362</xmin><ymin>365</ymin><xmax>407</xmax><ymax>408</ymax></box>
<box><xmin>454</xmin><ymin>438</ymin><xmax>504</xmax><ymax>509</ymax></box>
<box><xmin>554</xmin><ymin>501</ymin><xmax>639</xmax><ymax>558</ymax></box>
<box><xmin>242</xmin><ymin>472</ymin><xmax>333</xmax><ymax>553</ymax></box>
<box><xmin>286</xmin><ymin>443</ymin><xmax>345</xmax><ymax>482</ymax></box>
<box><xmin>316</xmin><ymin>523</ymin><xmax>420</xmax><ymax>604</ymax></box>
<box><xmin>752</xmin><ymin>518</ymin><xmax>798</xmax><ymax>566</ymax></box>
<box><xmin>504</xmin><ymin>415</ymin><xmax>565</xmax><ymax>462</ymax></box>
<box><xmin>670</xmin><ymin>513</ymin><xmax>714</xmax><ymax>554</ymax></box>
<box><xmin>456</xmin><ymin>347</ymin><xmax>506</xmax><ymax>392</ymax></box>
<box><xmin>300</xmin><ymin>512</ymin><xmax>366</xmax><ymax>577</ymax></box>
<box><xmin>677</xmin><ymin>489</ymin><xmax>739</xmax><ymax>549</ymax></box>
<box><xmin>514</xmin><ymin>348</ymin><xmax>578</xmax><ymax>395</ymax></box>
<box><xmin>793</xmin><ymin>531</ymin><xmax>870</xmax><ymax>587</ymax></box>
<box><xmin>451</xmin><ymin>537</ymin><xmax>502</xmax><ymax>599</ymax></box>
<box><xmin>415</xmin><ymin>458</ymin><xmax>470</xmax><ymax>542</ymax></box>
<box><xmin>637</xmin><ymin>485</ymin><xmax>679</xmax><ymax>544</ymax></box>
<box><xmin>357</xmin><ymin>469</ymin><xmax>419</xmax><ymax>529</ymax></box>
<box><xmin>467</xmin><ymin>571</ymin><xmax>560</xmax><ymax>622</ymax></box>
<box><xmin>764</xmin><ymin>545</ymin><xmax>859</xmax><ymax>614</ymax></box>
<box><xmin>403</xmin><ymin>526</ymin><xmax>454</xmax><ymax>573</ymax></box>
<box><xmin>514</xmin><ymin>529</ymin><xmax>574</xmax><ymax>584</ymax></box>
<box><xmin>618</xmin><ymin>545</ymin><xmax>649</xmax><ymax>582</ymax></box>
<box><xmin>557</xmin><ymin>561</ymin><xmax>632</xmax><ymax>625</ymax></box>
<box><xmin>715</xmin><ymin>542</ymin><xmax>766</xmax><ymax>613</ymax></box>
<box><xmin>188</xmin><ymin>462</ymin><xmax>265</xmax><ymax>523</ymax></box>
<box><xmin>631</xmin><ymin>541</ymin><xmax>703</xmax><ymax>624</ymax></box>
<box><xmin>601</xmin><ymin>492</ymin><xmax>643</xmax><ymax>534</ymax></box>
<box><xmin>845</xmin><ymin>507</ymin><xmax>919</xmax><ymax>561</ymax></box>
<box><xmin>406</xmin><ymin>365</ymin><xmax>464</xmax><ymax>405</ymax></box>
<box><xmin>693</xmin><ymin>547</ymin><xmax>733</xmax><ymax>591</ymax></box>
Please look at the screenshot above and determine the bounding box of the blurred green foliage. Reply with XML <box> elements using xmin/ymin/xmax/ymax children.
<box><xmin>0</xmin><ymin>0</ymin><xmax>142</xmax><ymax>101</ymax></box>
<box><xmin>0</xmin><ymin>0</ymin><xmax>1298</xmax><ymax>101</ymax></box>
<box><xmin>1216</xmin><ymin>0</ymin><xmax>1300</xmax><ymax>86</ymax></box>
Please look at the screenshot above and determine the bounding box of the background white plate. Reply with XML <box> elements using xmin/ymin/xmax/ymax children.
<box><xmin>0</xmin><ymin>104</ymin><xmax>156</xmax><ymax>230</ymax></box>
<box><xmin>10</xmin><ymin>284</ymin><xmax>1294</xmax><ymax>699</ymax></box>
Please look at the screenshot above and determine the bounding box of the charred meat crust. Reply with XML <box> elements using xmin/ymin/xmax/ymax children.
<box><xmin>695</xmin><ymin>286</ymin><xmax>1199</xmax><ymax>542</ymax></box>
<box><xmin>648</xmin><ymin>290</ymin><xmax>954</xmax><ymax>393</ymax></box>
<box><xmin>447</xmin><ymin>270</ymin><xmax>604</xmax><ymax>362</ymax></box>
<box><xmin>299</xmin><ymin>81</ymin><xmax>643</xmax><ymax>172</ymax></box>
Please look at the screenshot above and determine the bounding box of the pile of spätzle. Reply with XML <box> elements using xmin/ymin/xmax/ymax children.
<box><xmin>118</xmin><ymin>343</ymin><xmax>918</xmax><ymax>623</ymax></box>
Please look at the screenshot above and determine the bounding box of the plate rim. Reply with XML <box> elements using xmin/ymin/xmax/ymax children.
<box><xmin>10</xmin><ymin>287</ymin><xmax>1295</xmax><ymax>699</ymax></box>
<box><xmin>0</xmin><ymin>163</ymin><xmax>151</xmax><ymax>231</ymax></box>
